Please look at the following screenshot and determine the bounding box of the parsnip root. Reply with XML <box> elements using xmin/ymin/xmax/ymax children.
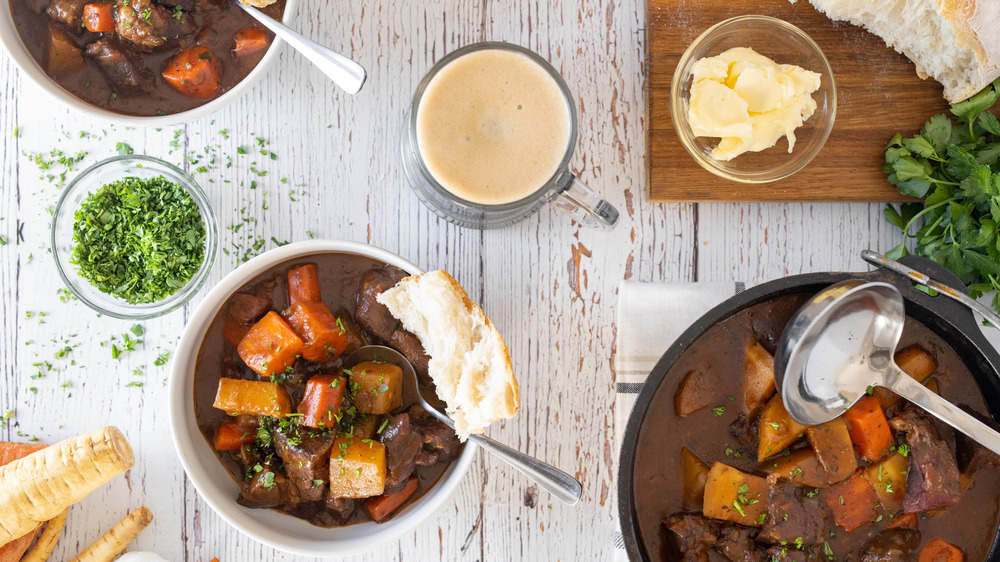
<box><xmin>22</xmin><ymin>509</ymin><xmax>69</xmax><ymax>562</ymax></box>
<box><xmin>71</xmin><ymin>507</ymin><xmax>153</xmax><ymax>562</ymax></box>
<box><xmin>0</xmin><ymin>427</ymin><xmax>134</xmax><ymax>547</ymax></box>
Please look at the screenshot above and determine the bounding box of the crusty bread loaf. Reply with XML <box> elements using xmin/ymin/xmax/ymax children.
<box><xmin>377</xmin><ymin>270</ymin><xmax>519</xmax><ymax>440</ymax></box>
<box><xmin>796</xmin><ymin>0</ymin><xmax>1000</xmax><ymax>102</ymax></box>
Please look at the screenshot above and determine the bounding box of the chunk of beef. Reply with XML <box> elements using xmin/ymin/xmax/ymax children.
<box><xmin>662</xmin><ymin>513</ymin><xmax>718</xmax><ymax>562</ymax></box>
<box><xmin>84</xmin><ymin>38</ymin><xmax>154</xmax><ymax>92</ymax></box>
<box><xmin>390</xmin><ymin>329</ymin><xmax>432</xmax><ymax>387</ymax></box>
<box><xmin>729</xmin><ymin>413</ymin><xmax>757</xmax><ymax>453</ymax></box>
<box><xmin>763</xmin><ymin>547</ymin><xmax>815</xmax><ymax>561</ymax></box>
<box><xmin>715</xmin><ymin>524</ymin><xmax>763</xmax><ymax>562</ymax></box>
<box><xmin>324</xmin><ymin>495</ymin><xmax>355</xmax><ymax>524</ymax></box>
<box><xmin>115</xmin><ymin>0</ymin><xmax>196</xmax><ymax>51</ymax></box>
<box><xmin>859</xmin><ymin>528</ymin><xmax>921</xmax><ymax>562</ymax></box>
<box><xmin>45</xmin><ymin>0</ymin><xmax>85</xmax><ymax>27</ymax></box>
<box><xmin>381</xmin><ymin>413</ymin><xmax>423</xmax><ymax>489</ymax></box>
<box><xmin>355</xmin><ymin>267</ymin><xmax>407</xmax><ymax>341</ymax></box>
<box><xmin>227</xmin><ymin>292</ymin><xmax>272</xmax><ymax>324</ymax></box>
<box><xmin>890</xmin><ymin>409</ymin><xmax>960</xmax><ymax>512</ymax></box>
<box><xmin>757</xmin><ymin>475</ymin><xmax>826</xmax><ymax>545</ymax></box>
<box><xmin>26</xmin><ymin>0</ymin><xmax>51</xmax><ymax>15</ymax></box>
<box><xmin>333</xmin><ymin>309</ymin><xmax>366</xmax><ymax>356</ymax></box>
<box><xmin>274</xmin><ymin>426</ymin><xmax>335</xmax><ymax>503</ymax></box>
<box><xmin>238</xmin><ymin>463</ymin><xmax>297</xmax><ymax>508</ymax></box>
<box><xmin>409</xmin><ymin>405</ymin><xmax>461</xmax><ymax>465</ymax></box>
<box><xmin>954</xmin><ymin>406</ymin><xmax>1000</xmax><ymax>474</ymax></box>
<box><xmin>155</xmin><ymin>0</ymin><xmax>222</xmax><ymax>10</ymax></box>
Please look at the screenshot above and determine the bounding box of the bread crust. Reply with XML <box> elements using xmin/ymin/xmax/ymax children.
<box><xmin>940</xmin><ymin>0</ymin><xmax>1000</xmax><ymax>101</ymax></box>
<box><xmin>397</xmin><ymin>270</ymin><xmax>520</xmax><ymax>417</ymax></box>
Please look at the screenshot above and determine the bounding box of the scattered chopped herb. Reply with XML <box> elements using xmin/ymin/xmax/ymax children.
<box><xmin>712</xmin><ymin>406</ymin><xmax>725</xmax><ymax>417</ymax></box>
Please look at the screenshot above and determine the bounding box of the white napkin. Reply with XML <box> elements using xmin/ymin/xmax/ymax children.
<box><xmin>612</xmin><ymin>281</ymin><xmax>745</xmax><ymax>560</ymax></box>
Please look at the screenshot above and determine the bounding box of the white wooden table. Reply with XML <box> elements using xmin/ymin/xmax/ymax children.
<box><xmin>0</xmin><ymin>0</ymin><xmax>905</xmax><ymax>559</ymax></box>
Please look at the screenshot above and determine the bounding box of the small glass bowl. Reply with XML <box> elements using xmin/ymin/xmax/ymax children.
<box><xmin>671</xmin><ymin>15</ymin><xmax>837</xmax><ymax>183</ymax></box>
<box><xmin>51</xmin><ymin>155</ymin><xmax>219</xmax><ymax>319</ymax></box>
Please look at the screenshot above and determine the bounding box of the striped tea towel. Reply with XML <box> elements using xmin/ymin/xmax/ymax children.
<box><xmin>612</xmin><ymin>280</ymin><xmax>746</xmax><ymax>560</ymax></box>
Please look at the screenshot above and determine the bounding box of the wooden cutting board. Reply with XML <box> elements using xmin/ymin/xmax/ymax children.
<box><xmin>646</xmin><ymin>0</ymin><xmax>949</xmax><ymax>202</ymax></box>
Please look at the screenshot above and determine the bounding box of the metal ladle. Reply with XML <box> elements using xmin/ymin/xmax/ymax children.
<box><xmin>774</xmin><ymin>280</ymin><xmax>1000</xmax><ymax>456</ymax></box>
<box><xmin>345</xmin><ymin>345</ymin><xmax>583</xmax><ymax>506</ymax></box>
<box><xmin>233</xmin><ymin>1</ymin><xmax>366</xmax><ymax>94</ymax></box>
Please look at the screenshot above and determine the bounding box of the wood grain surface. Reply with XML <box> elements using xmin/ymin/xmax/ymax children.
<box><xmin>0</xmin><ymin>0</ymin><xmax>920</xmax><ymax>560</ymax></box>
<box><xmin>647</xmin><ymin>0</ymin><xmax>950</xmax><ymax>202</ymax></box>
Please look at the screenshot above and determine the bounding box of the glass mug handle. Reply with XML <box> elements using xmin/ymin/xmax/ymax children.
<box><xmin>548</xmin><ymin>172</ymin><xmax>620</xmax><ymax>229</ymax></box>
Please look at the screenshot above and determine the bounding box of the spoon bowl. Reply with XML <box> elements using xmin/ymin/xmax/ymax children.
<box><xmin>776</xmin><ymin>280</ymin><xmax>1000</xmax><ymax>456</ymax></box>
<box><xmin>344</xmin><ymin>345</ymin><xmax>583</xmax><ymax>505</ymax></box>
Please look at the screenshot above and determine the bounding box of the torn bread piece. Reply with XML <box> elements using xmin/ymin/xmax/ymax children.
<box><xmin>377</xmin><ymin>270</ymin><xmax>519</xmax><ymax>439</ymax></box>
<box><xmin>796</xmin><ymin>0</ymin><xmax>1000</xmax><ymax>102</ymax></box>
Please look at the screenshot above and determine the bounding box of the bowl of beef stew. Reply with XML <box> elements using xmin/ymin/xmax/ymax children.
<box><xmin>0</xmin><ymin>0</ymin><xmax>293</xmax><ymax>123</ymax></box>
<box><xmin>169</xmin><ymin>240</ymin><xmax>476</xmax><ymax>556</ymax></box>
<box><xmin>618</xmin><ymin>258</ymin><xmax>1000</xmax><ymax>561</ymax></box>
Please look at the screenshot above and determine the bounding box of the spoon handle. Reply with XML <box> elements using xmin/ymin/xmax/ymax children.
<box><xmin>467</xmin><ymin>433</ymin><xmax>583</xmax><ymax>506</ymax></box>
<box><xmin>886</xmin><ymin>370</ymin><xmax>1000</xmax><ymax>456</ymax></box>
<box><xmin>233</xmin><ymin>2</ymin><xmax>367</xmax><ymax>94</ymax></box>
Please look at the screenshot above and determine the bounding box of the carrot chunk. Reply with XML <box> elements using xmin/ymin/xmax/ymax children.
<box><xmin>82</xmin><ymin>2</ymin><xmax>115</xmax><ymax>32</ymax></box>
<box><xmin>364</xmin><ymin>476</ymin><xmax>419</xmax><ymax>523</ymax></box>
<box><xmin>212</xmin><ymin>419</ymin><xmax>254</xmax><ymax>451</ymax></box>
<box><xmin>845</xmin><ymin>395</ymin><xmax>894</xmax><ymax>462</ymax></box>
<box><xmin>162</xmin><ymin>46</ymin><xmax>221</xmax><ymax>98</ymax></box>
<box><xmin>222</xmin><ymin>320</ymin><xmax>251</xmax><ymax>347</ymax></box>
<box><xmin>919</xmin><ymin>539</ymin><xmax>964</xmax><ymax>562</ymax></box>
<box><xmin>237</xmin><ymin>311</ymin><xmax>305</xmax><ymax>377</ymax></box>
<box><xmin>822</xmin><ymin>470</ymin><xmax>878</xmax><ymax>531</ymax></box>
<box><xmin>298</xmin><ymin>374</ymin><xmax>347</xmax><ymax>428</ymax></box>
<box><xmin>888</xmin><ymin>512</ymin><xmax>918</xmax><ymax>529</ymax></box>
<box><xmin>233</xmin><ymin>26</ymin><xmax>269</xmax><ymax>57</ymax></box>
<box><xmin>287</xmin><ymin>263</ymin><xmax>321</xmax><ymax>305</ymax></box>
<box><xmin>283</xmin><ymin>301</ymin><xmax>349</xmax><ymax>362</ymax></box>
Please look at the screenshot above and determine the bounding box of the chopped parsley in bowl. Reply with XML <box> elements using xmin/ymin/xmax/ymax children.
<box><xmin>52</xmin><ymin>155</ymin><xmax>218</xmax><ymax>319</ymax></box>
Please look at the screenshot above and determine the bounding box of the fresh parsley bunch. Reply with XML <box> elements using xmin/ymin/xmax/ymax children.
<box><xmin>884</xmin><ymin>78</ymin><xmax>1000</xmax><ymax>312</ymax></box>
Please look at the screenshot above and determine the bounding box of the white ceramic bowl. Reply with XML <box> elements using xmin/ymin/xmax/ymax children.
<box><xmin>0</xmin><ymin>0</ymin><xmax>297</xmax><ymax>126</ymax></box>
<box><xmin>169</xmin><ymin>240</ymin><xmax>476</xmax><ymax>557</ymax></box>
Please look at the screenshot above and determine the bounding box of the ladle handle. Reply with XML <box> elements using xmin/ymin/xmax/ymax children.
<box><xmin>467</xmin><ymin>433</ymin><xmax>583</xmax><ymax>506</ymax></box>
<box><xmin>886</xmin><ymin>371</ymin><xmax>1000</xmax><ymax>456</ymax></box>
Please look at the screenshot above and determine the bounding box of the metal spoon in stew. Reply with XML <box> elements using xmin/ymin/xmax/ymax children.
<box><xmin>774</xmin><ymin>280</ymin><xmax>1000</xmax><ymax>456</ymax></box>
<box><xmin>233</xmin><ymin>1</ymin><xmax>366</xmax><ymax>94</ymax></box>
<box><xmin>345</xmin><ymin>345</ymin><xmax>583</xmax><ymax>506</ymax></box>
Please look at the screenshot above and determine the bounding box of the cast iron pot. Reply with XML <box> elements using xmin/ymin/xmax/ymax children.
<box><xmin>617</xmin><ymin>257</ymin><xmax>1000</xmax><ymax>561</ymax></box>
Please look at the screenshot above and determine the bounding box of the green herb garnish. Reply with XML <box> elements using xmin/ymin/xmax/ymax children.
<box><xmin>70</xmin><ymin>175</ymin><xmax>206</xmax><ymax>304</ymax></box>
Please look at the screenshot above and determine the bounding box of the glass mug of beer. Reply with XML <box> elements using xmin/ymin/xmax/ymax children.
<box><xmin>401</xmin><ymin>42</ymin><xmax>620</xmax><ymax>230</ymax></box>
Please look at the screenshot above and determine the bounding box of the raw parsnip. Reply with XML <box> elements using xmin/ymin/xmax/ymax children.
<box><xmin>71</xmin><ymin>507</ymin><xmax>153</xmax><ymax>562</ymax></box>
<box><xmin>22</xmin><ymin>508</ymin><xmax>68</xmax><ymax>562</ymax></box>
<box><xmin>0</xmin><ymin>427</ymin><xmax>134</xmax><ymax>547</ymax></box>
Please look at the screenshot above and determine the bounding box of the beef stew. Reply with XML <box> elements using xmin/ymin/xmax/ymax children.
<box><xmin>8</xmin><ymin>0</ymin><xmax>284</xmax><ymax>115</ymax></box>
<box><xmin>193</xmin><ymin>253</ymin><xmax>462</xmax><ymax>527</ymax></box>
<box><xmin>633</xmin><ymin>293</ymin><xmax>1000</xmax><ymax>561</ymax></box>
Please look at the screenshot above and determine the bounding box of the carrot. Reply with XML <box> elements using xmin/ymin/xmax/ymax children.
<box><xmin>22</xmin><ymin>508</ymin><xmax>68</xmax><ymax>562</ymax></box>
<box><xmin>821</xmin><ymin>471</ymin><xmax>878</xmax><ymax>532</ymax></box>
<box><xmin>237</xmin><ymin>311</ymin><xmax>305</xmax><ymax>377</ymax></box>
<box><xmin>298</xmin><ymin>374</ymin><xmax>347</xmax><ymax>428</ymax></box>
<box><xmin>888</xmin><ymin>512</ymin><xmax>918</xmax><ymax>529</ymax></box>
<box><xmin>82</xmin><ymin>3</ymin><xmax>114</xmax><ymax>32</ymax></box>
<box><xmin>233</xmin><ymin>27</ymin><xmax>269</xmax><ymax>57</ymax></box>
<box><xmin>222</xmin><ymin>320</ymin><xmax>251</xmax><ymax>347</ymax></box>
<box><xmin>213</xmin><ymin>378</ymin><xmax>292</xmax><ymax>418</ymax></box>
<box><xmin>0</xmin><ymin>442</ymin><xmax>46</xmax><ymax>466</ymax></box>
<box><xmin>364</xmin><ymin>476</ymin><xmax>419</xmax><ymax>523</ymax></box>
<box><xmin>919</xmin><ymin>539</ymin><xmax>964</xmax><ymax>562</ymax></box>
<box><xmin>283</xmin><ymin>301</ymin><xmax>349</xmax><ymax>362</ymax></box>
<box><xmin>162</xmin><ymin>46</ymin><xmax>221</xmax><ymax>99</ymax></box>
<box><xmin>0</xmin><ymin>526</ymin><xmax>42</xmax><ymax>562</ymax></box>
<box><xmin>0</xmin><ymin>442</ymin><xmax>48</xmax><ymax>561</ymax></box>
<box><xmin>213</xmin><ymin>419</ymin><xmax>255</xmax><ymax>451</ymax></box>
<box><xmin>70</xmin><ymin>506</ymin><xmax>153</xmax><ymax>562</ymax></box>
<box><xmin>0</xmin><ymin>427</ymin><xmax>134</xmax><ymax>547</ymax></box>
<box><xmin>844</xmin><ymin>396</ymin><xmax>894</xmax><ymax>462</ymax></box>
<box><xmin>287</xmin><ymin>263</ymin><xmax>321</xmax><ymax>305</ymax></box>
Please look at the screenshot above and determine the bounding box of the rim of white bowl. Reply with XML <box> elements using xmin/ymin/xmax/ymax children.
<box><xmin>168</xmin><ymin>240</ymin><xmax>477</xmax><ymax>557</ymax></box>
<box><xmin>0</xmin><ymin>0</ymin><xmax>297</xmax><ymax>127</ymax></box>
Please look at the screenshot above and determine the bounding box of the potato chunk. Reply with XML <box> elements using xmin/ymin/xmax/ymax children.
<box><xmin>703</xmin><ymin>462</ymin><xmax>768</xmax><ymax>526</ymax></box>
<box><xmin>349</xmin><ymin>361</ymin><xmax>403</xmax><ymax>415</ymax></box>
<box><xmin>680</xmin><ymin>447</ymin><xmax>710</xmax><ymax>509</ymax></box>
<box><xmin>213</xmin><ymin>378</ymin><xmax>292</xmax><ymax>418</ymax></box>
<box><xmin>675</xmin><ymin>370</ymin><xmax>715</xmax><ymax>417</ymax></box>
<box><xmin>328</xmin><ymin>437</ymin><xmax>387</xmax><ymax>499</ymax></box>
<box><xmin>806</xmin><ymin>417</ymin><xmax>857</xmax><ymax>483</ymax></box>
<box><xmin>757</xmin><ymin>395</ymin><xmax>809</xmax><ymax>461</ymax></box>
<box><xmin>876</xmin><ymin>346</ymin><xmax>938</xmax><ymax>409</ymax></box>
<box><xmin>863</xmin><ymin>452</ymin><xmax>909</xmax><ymax>514</ymax></box>
<box><xmin>742</xmin><ymin>341</ymin><xmax>776</xmax><ymax>417</ymax></box>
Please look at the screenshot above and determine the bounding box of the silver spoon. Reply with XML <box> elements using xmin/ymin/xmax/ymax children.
<box><xmin>774</xmin><ymin>280</ymin><xmax>1000</xmax><ymax>456</ymax></box>
<box><xmin>861</xmin><ymin>249</ymin><xmax>1000</xmax><ymax>329</ymax></box>
<box><xmin>345</xmin><ymin>345</ymin><xmax>583</xmax><ymax>506</ymax></box>
<box><xmin>233</xmin><ymin>1</ymin><xmax>366</xmax><ymax>94</ymax></box>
